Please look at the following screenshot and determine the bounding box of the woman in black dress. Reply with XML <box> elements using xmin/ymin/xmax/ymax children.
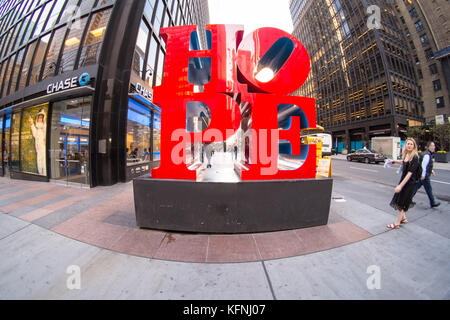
<box><xmin>386</xmin><ymin>138</ymin><xmax>420</xmax><ymax>229</ymax></box>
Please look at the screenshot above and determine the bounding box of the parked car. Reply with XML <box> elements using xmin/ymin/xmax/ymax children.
<box><xmin>346</xmin><ymin>148</ymin><xmax>386</xmax><ymax>164</ymax></box>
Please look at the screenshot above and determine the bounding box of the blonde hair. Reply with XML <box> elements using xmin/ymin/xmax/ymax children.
<box><xmin>402</xmin><ymin>138</ymin><xmax>419</xmax><ymax>161</ymax></box>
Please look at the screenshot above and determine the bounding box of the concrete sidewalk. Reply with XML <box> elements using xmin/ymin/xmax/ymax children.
<box><xmin>0</xmin><ymin>173</ymin><xmax>449</xmax><ymax>299</ymax></box>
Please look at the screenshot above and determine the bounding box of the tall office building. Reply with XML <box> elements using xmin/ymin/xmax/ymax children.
<box><xmin>290</xmin><ymin>0</ymin><xmax>423</xmax><ymax>152</ymax></box>
<box><xmin>0</xmin><ymin>0</ymin><xmax>209</xmax><ymax>187</ymax></box>
<box><xmin>395</xmin><ymin>0</ymin><xmax>450</xmax><ymax>124</ymax></box>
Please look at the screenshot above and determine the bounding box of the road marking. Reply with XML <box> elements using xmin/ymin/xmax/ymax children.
<box><xmin>431</xmin><ymin>180</ymin><xmax>450</xmax><ymax>185</ymax></box>
<box><xmin>349</xmin><ymin>166</ymin><xmax>379</xmax><ymax>173</ymax></box>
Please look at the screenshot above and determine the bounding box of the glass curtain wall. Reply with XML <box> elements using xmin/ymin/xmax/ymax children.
<box><xmin>0</xmin><ymin>0</ymin><xmax>114</xmax><ymax>98</ymax></box>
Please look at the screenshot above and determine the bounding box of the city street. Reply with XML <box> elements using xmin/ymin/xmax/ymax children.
<box><xmin>332</xmin><ymin>158</ymin><xmax>450</xmax><ymax>202</ymax></box>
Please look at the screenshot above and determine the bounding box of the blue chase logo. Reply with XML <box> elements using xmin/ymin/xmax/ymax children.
<box><xmin>79</xmin><ymin>73</ymin><xmax>90</xmax><ymax>86</ymax></box>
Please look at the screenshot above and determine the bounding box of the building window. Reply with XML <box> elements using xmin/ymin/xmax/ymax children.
<box><xmin>429</xmin><ymin>63</ymin><xmax>438</xmax><ymax>75</ymax></box>
<box><xmin>126</xmin><ymin>99</ymin><xmax>152</xmax><ymax>167</ymax></box>
<box><xmin>0</xmin><ymin>54</ymin><xmax>14</xmax><ymax>96</ymax></box>
<box><xmin>29</xmin><ymin>33</ymin><xmax>50</xmax><ymax>86</ymax></box>
<box><xmin>420</xmin><ymin>34</ymin><xmax>429</xmax><ymax>46</ymax></box>
<box><xmin>424</xmin><ymin>48</ymin><xmax>434</xmax><ymax>60</ymax></box>
<box><xmin>433</xmin><ymin>79</ymin><xmax>442</xmax><ymax>91</ymax></box>
<box><xmin>415</xmin><ymin>20</ymin><xmax>424</xmax><ymax>32</ymax></box>
<box><xmin>153</xmin><ymin>112</ymin><xmax>161</xmax><ymax>161</ymax></box>
<box><xmin>7</xmin><ymin>47</ymin><xmax>25</xmax><ymax>94</ymax></box>
<box><xmin>78</xmin><ymin>9</ymin><xmax>112</xmax><ymax>68</ymax></box>
<box><xmin>133</xmin><ymin>20</ymin><xmax>150</xmax><ymax>79</ymax></box>
<box><xmin>17</xmin><ymin>41</ymin><xmax>37</xmax><ymax>91</ymax></box>
<box><xmin>42</xmin><ymin>27</ymin><xmax>66</xmax><ymax>80</ymax></box>
<box><xmin>417</xmin><ymin>68</ymin><xmax>423</xmax><ymax>79</ymax></box>
<box><xmin>44</xmin><ymin>0</ymin><xmax>66</xmax><ymax>33</ymax></box>
<box><xmin>155</xmin><ymin>49</ymin><xmax>165</xmax><ymax>86</ymax></box>
<box><xmin>436</xmin><ymin>96</ymin><xmax>445</xmax><ymax>108</ymax></box>
<box><xmin>409</xmin><ymin>8</ymin><xmax>418</xmax><ymax>18</ymax></box>
<box><xmin>59</xmin><ymin>17</ymin><xmax>89</xmax><ymax>74</ymax></box>
<box><xmin>32</xmin><ymin>1</ymin><xmax>52</xmax><ymax>38</ymax></box>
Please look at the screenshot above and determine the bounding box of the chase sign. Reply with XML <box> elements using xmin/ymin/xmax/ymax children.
<box><xmin>46</xmin><ymin>72</ymin><xmax>90</xmax><ymax>94</ymax></box>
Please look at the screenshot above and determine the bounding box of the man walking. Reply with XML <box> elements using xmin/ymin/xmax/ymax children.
<box><xmin>412</xmin><ymin>141</ymin><xmax>440</xmax><ymax>208</ymax></box>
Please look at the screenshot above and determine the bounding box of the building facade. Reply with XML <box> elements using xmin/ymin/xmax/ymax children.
<box><xmin>395</xmin><ymin>0</ymin><xmax>450</xmax><ymax>124</ymax></box>
<box><xmin>290</xmin><ymin>0</ymin><xmax>424</xmax><ymax>153</ymax></box>
<box><xmin>0</xmin><ymin>0</ymin><xmax>209</xmax><ymax>187</ymax></box>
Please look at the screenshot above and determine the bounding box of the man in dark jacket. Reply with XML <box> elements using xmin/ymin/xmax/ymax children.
<box><xmin>412</xmin><ymin>141</ymin><xmax>440</xmax><ymax>208</ymax></box>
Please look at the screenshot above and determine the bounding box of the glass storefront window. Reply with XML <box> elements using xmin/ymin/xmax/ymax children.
<box><xmin>127</xmin><ymin>99</ymin><xmax>151</xmax><ymax>167</ymax></box>
<box><xmin>2</xmin><ymin>114</ymin><xmax>10</xmax><ymax>174</ymax></box>
<box><xmin>78</xmin><ymin>9</ymin><xmax>111</xmax><ymax>68</ymax></box>
<box><xmin>0</xmin><ymin>115</ymin><xmax>3</xmax><ymax>171</ymax></box>
<box><xmin>20</xmin><ymin>103</ymin><xmax>49</xmax><ymax>176</ymax></box>
<box><xmin>59</xmin><ymin>16</ymin><xmax>87</xmax><ymax>73</ymax></box>
<box><xmin>50</xmin><ymin>97</ymin><xmax>91</xmax><ymax>185</ymax></box>
<box><xmin>153</xmin><ymin>112</ymin><xmax>160</xmax><ymax>161</ymax></box>
<box><xmin>10</xmin><ymin>111</ymin><xmax>20</xmax><ymax>171</ymax></box>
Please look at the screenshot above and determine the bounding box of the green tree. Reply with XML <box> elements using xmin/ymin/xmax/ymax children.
<box><xmin>432</xmin><ymin>123</ymin><xmax>450</xmax><ymax>151</ymax></box>
<box><xmin>406</xmin><ymin>126</ymin><xmax>426</xmax><ymax>150</ymax></box>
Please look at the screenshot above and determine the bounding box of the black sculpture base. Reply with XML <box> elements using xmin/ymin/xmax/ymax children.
<box><xmin>133</xmin><ymin>177</ymin><xmax>333</xmax><ymax>234</ymax></box>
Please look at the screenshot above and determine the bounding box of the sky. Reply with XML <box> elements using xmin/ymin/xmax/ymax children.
<box><xmin>207</xmin><ymin>0</ymin><xmax>294</xmax><ymax>37</ymax></box>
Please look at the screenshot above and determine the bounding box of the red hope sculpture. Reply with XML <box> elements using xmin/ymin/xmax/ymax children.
<box><xmin>151</xmin><ymin>24</ymin><xmax>317</xmax><ymax>181</ymax></box>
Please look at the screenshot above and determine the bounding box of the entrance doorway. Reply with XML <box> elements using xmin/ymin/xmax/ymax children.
<box><xmin>49</xmin><ymin>97</ymin><xmax>91</xmax><ymax>187</ymax></box>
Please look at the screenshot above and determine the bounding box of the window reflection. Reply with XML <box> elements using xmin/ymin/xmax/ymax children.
<box><xmin>8</xmin><ymin>47</ymin><xmax>25</xmax><ymax>94</ymax></box>
<box><xmin>41</xmin><ymin>28</ymin><xmax>64</xmax><ymax>80</ymax></box>
<box><xmin>1</xmin><ymin>54</ymin><xmax>15</xmax><ymax>95</ymax></box>
<box><xmin>29</xmin><ymin>33</ymin><xmax>50</xmax><ymax>85</ymax></box>
<box><xmin>59</xmin><ymin>17</ymin><xmax>87</xmax><ymax>73</ymax></box>
<box><xmin>44</xmin><ymin>0</ymin><xmax>66</xmax><ymax>32</ymax></box>
<box><xmin>32</xmin><ymin>1</ymin><xmax>52</xmax><ymax>38</ymax></box>
<box><xmin>127</xmin><ymin>99</ymin><xmax>151</xmax><ymax>167</ymax></box>
<box><xmin>133</xmin><ymin>21</ymin><xmax>149</xmax><ymax>78</ymax></box>
<box><xmin>78</xmin><ymin>9</ymin><xmax>111</xmax><ymax>68</ymax></box>
<box><xmin>17</xmin><ymin>41</ymin><xmax>37</xmax><ymax>91</ymax></box>
<box><xmin>59</xmin><ymin>0</ymin><xmax>80</xmax><ymax>24</ymax></box>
